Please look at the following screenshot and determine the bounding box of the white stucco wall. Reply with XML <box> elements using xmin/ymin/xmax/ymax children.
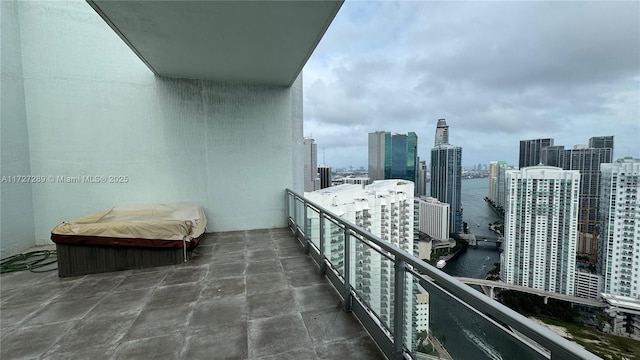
<box><xmin>1</xmin><ymin>1</ymin><xmax>302</xmax><ymax>251</ymax></box>
<box><xmin>1</xmin><ymin>0</ymin><xmax>37</xmax><ymax>257</ymax></box>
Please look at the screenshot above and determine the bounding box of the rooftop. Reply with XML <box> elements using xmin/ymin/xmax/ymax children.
<box><xmin>0</xmin><ymin>228</ymin><xmax>385</xmax><ymax>359</ymax></box>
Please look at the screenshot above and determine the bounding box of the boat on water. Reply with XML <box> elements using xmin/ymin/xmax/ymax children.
<box><xmin>436</xmin><ymin>259</ymin><xmax>446</xmax><ymax>269</ymax></box>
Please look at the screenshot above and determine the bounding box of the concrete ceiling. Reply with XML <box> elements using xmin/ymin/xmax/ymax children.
<box><xmin>87</xmin><ymin>0</ymin><xmax>343</xmax><ymax>86</ymax></box>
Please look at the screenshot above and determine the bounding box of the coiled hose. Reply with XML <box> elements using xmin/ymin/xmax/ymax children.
<box><xmin>0</xmin><ymin>250</ymin><xmax>58</xmax><ymax>274</ymax></box>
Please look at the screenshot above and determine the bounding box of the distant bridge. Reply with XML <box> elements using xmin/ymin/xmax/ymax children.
<box><xmin>463</xmin><ymin>234</ymin><xmax>502</xmax><ymax>248</ymax></box>
<box><xmin>454</xmin><ymin>277</ymin><xmax>605</xmax><ymax>307</ymax></box>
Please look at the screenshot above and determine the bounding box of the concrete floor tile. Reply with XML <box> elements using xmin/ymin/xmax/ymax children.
<box><xmin>246</xmin><ymin>239</ymin><xmax>274</xmax><ymax>250</ymax></box>
<box><xmin>200</xmin><ymin>276</ymin><xmax>245</xmax><ymax>299</ymax></box>
<box><xmin>246</xmin><ymin>259</ymin><xmax>282</xmax><ymax>275</ymax></box>
<box><xmin>315</xmin><ymin>335</ymin><xmax>386</xmax><ymax>360</ymax></box>
<box><xmin>301</xmin><ymin>307</ymin><xmax>367</xmax><ymax>344</ymax></box>
<box><xmin>247</xmin><ymin>248</ymin><xmax>278</xmax><ymax>262</ymax></box>
<box><xmin>113</xmin><ymin>271</ymin><xmax>166</xmax><ymax>292</ymax></box>
<box><xmin>0</xmin><ymin>269</ymin><xmax>58</xmax><ymax>290</ymax></box>
<box><xmin>147</xmin><ymin>283</ymin><xmax>202</xmax><ymax>308</ymax></box>
<box><xmin>113</xmin><ymin>333</ymin><xmax>185</xmax><ymax>360</ymax></box>
<box><xmin>210</xmin><ymin>251</ymin><xmax>246</xmax><ymax>265</ymax></box>
<box><xmin>123</xmin><ymin>304</ymin><xmax>193</xmax><ymax>341</ymax></box>
<box><xmin>0</xmin><ymin>228</ymin><xmax>380</xmax><ymax>360</ymax></box>
<box><xmin>184</xmin><ymin>324</ymin><xmax>247</xmax><ymax>360</ymax></box>
<box><xmin>190</xmin><ymin>296</ymin><xmax>245</xmax><ymax>329</ymax></box>
<box><xmin>43</xmin><ymin>345</ymin><xmax>116</xmax><ymax>360</ymax></box>
<box><xmin>294</xmin><ymin>284</ymin><xmax>343</xmax><ymax>312</ymax></box>
<box><xmin>47</xmin><ymin>313</ymin><xmax>135</xmax><ymax>353</ymax></box>
<box><xmin>161</xmin><ymin>265</ymin><xmax>209</xmax><ymax>286</ymax></box>
<box><xmin>248</xmin><ymin>314</ymin><xmax>312</xmax><ymax>358</ymax></box>
<box><xmin>59</xmin><ymin>275</ymin><xmax>125</xmax><ymax>299</ymax></box>
<box><xmin>247</xmin><ymin>289</ymin><xmax>297</xmax><ymax>320</ymax></box>
<box><xmin>246</xmin><ymin>272</ymin><xmax>289</xmax><ymax>295</ymax></box>
<box><xmin>207</xmin><ymin>262</ymin><xmax>246</xmax><ymax>279</ymax></box>
<box><xmin>281</xmin><ymin>255</ymin><xmax>317</xmax><ymax>272</ymax></box>
<box><xmin>216</xmin><ymin>242</ymin><xmax>246</xmax><ymax>254</ymax></box>
<box><xmin>0</xmin><ymin>322</ymin><xmax>76</xmax><ymax>360</ymax></box>
<box><xmin>254</xmin><ymin>348</ymin><xmax>317</xmax><ymax>360</ymax></box>
<box><xmin>85</xmin><ymin>288</ymin><xmax>152</xmax><ymax>317</ymax></box>
<box><xmin>286</xmin><ymin>267</ymin><xmax>327</xmax><ymax>288</ymax></box>
<box><xmin>0</xmin><ymin>280</ymin><xmax>76</xmax><ymax>307</ymax></box>
<box><xmin>24</xmin><ymin>296</ymin><xmax>101</xmax><ymax>326</ymax></box>
<box><xmin>0</xmin><ymin>302</ymin><xmax>47</xmax><ymax>328</ymax></box>
<box><xmin>275</xmin><ymin>243</ymin><xmax>306</xmax><ymax>258</ymax></box>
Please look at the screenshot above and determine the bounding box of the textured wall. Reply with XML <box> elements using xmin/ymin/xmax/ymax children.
<box><xmin>1</xmin><ymin>1</ymin><xmax>36</xmax><ymax>257</ymax></box>
<box><xmin>2</xmin><ymin>1</ymin><xmax>301</xmax><ymax>250</ymax></box>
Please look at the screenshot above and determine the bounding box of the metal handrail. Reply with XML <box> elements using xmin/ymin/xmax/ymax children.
<box><xmin>286</xmin><ymin>189</ymin><xmax>600</xmax><ymax>360</ymax></box>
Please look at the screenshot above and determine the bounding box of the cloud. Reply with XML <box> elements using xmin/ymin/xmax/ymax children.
<box><xmin>304</xmin><ymin>1</ymin><xmax>640</xmax><ymax>168</ymax></box>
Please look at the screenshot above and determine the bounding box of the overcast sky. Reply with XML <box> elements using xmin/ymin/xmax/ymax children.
<box><xmin>302</xmin><ymin>0</ymin><xmax>640</xmax><ymax>169</ymax></box>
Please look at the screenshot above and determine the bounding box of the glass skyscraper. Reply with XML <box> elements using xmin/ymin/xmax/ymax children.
<box><xmin>519</xmin><ymin>138</ymin><xmax>554</xmax><ymax>168</ymax></box>
<box><xmin>368</xmin><ymin>131</ymin><xmax>418</xmax><ymax>187</ymax></box>
<box><xmin>430</xmin><ymin>144</ymin><xmax>462</xmax><ymax>234</ymax></box>
<box><xmin>434</xmin><ymin>119</ymin><xmax>449</xmax><ymax>146</ymax></box>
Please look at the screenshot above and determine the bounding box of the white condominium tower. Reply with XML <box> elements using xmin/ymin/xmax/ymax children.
<box><xmin>501</xmin><ymin>166</ymin><xmax>580</xmax><ymax>295</ymax></box>
<box><xmin>305</xmin><ymin>180</ymin><xmax>418</xmax><ymax>350</ymax></box>
<box><xmin>598</xmin><ymin>157</ymin><xmax>640</xmax><ymax>299</ymax></box>
<box><xmin>417</xmin><ymin>197</ymin><xmax>449</xmax><ymax>241</ymax></box>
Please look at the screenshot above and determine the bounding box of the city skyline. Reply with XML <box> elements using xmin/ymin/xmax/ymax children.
<box><xmin>302</xmin><ymin>1</ymin><xmax>639</xmax><ymax>168</ymax></box>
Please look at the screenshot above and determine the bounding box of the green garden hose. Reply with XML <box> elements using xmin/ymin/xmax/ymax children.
<box><xmin>0</xmin><ymin>250</ymin><xmax>58</xmax><ymax>274</ymax></box>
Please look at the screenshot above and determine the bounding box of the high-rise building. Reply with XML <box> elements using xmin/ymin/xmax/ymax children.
<box><xmin>589</xmin><ymin>136</ymin><xmax>615</xmax><ymax>150</ymax></box>
<box><xmin>519</xmin><ymin>138</ymin><xmax>554</xmax><ymax>168</ymax></box>
<box><xmin>430</xmin><ymin>144</ymin><xmax>462</xmax><ymax>233</ymax></box>
<box><xmin>368</xmin><ymin>131</ymin><xmax>387</xmax><ymax>181</ymax></box>
<box><xmin>519</xmin><ymin>136</ymin><xmax>614</xmax><ymax>261</ymax></box>
<box><xmin>305</xmin><ymin>180</ymin><xmax>420</xmax><ymax>349</ymax></box>
<box><xmin>564</xmin><ymin>138</ymin><xmax>614</xmax><ymax>260</ymax></box>
<box><xmin>368</xmin><ymin>131</ymin><xmax>418</xmax><ymax>188</ymax></box>
<box><xmin>390</xmin><ymin>132</ymin><xmax>418</xmax><ymax>183</ymax></box>
<box><xmin>417</xmin><ymin>197</ymin><xmax>450</xmax><ymax>241</ymax></box>
<box><xmin>488</xmin><ymin>161</ymin><xmax>499</xmax><ymax>203</ymax></box>
<box><xmin>417</xmin><ymin>160</ymin><xmax>427</xmax><ymax>197</ymax></box>
<box><xmin>540</xmin><ymin>145</ymin><xmax>565</xmax><ymax>167</ymax></box>
<box><xmin>303</xmin><ymin>137</ymin><xmax>318</xmax><ymax>192</ymax></box>
<box><xmin>597</xmin><ymin>157</ymin><xmax>640</xmax><ymax>299</ymax></box>
<box><xmin>501</xmin><ymin>166</ymin><xmax>580</xmax><ymax>295</ymax></box>
<box><xmin>318</xmin><ymin>165</ymin><xmax>332</xmax><ymax>189</ymax></box>
<box><xmin>434</xmin><ymin>118</ymin><xmax>449</xmax><ymax>146</ymax></box>
<box><xmin>496</xmin><ymin>162</ymin><xmax>517</xmax><ymax>211</ymax></box>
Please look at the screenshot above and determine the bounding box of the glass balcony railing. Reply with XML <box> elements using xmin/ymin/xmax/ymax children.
<box><xmin>286</xmin><ymin>189</ymin><xmax>600</xmax><ymax>360</ymax></box>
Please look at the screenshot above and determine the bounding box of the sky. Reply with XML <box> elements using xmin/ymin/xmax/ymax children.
<box><xmin>302</xmin><ymin>0</ymin><xmax>640</xmax><ymax>169</ymax></box>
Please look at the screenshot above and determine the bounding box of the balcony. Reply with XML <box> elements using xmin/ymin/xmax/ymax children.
<box><xmin>0</xmin><ymin>228</ymin><xmax>384</xmax><ymax>359</ymax></box>
<box><xmin>286</xmin><ymin>189</ymin><xmax>599</xmax><ymax>360</ymax></box>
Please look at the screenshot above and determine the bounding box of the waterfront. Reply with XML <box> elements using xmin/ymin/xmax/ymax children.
<box><xmin>425</xmin><ymin>177</ymin><xmax>504</xmax><ymax>279</ymax></box>
<box><xmin>444</xmin><ymin>177</ymin><xmax>503</xmax><ymax>279</ymax></box>
<box><xmin>424</xmin><ymin>178</ymin><xmax>547</xmax><ymax>359</ymax></box>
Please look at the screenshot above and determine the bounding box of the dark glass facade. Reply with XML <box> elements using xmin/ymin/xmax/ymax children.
<box><xmin>430</xmin><ymin>144</ymin><xmax>462</xmax><ymax>233</ymax></box>
<box><xmin>519</xmin><ymin>138</ymin><xmax>554</xmax><ymax>168</ymax></box>
<box><xmin>540</xmin><ymin>145</ymin><xmax>565</xmax><ymax>167</ymax></box>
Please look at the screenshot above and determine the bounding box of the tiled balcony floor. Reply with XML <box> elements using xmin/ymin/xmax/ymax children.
<box><xmin>1</xmin><ymin>228</ymin><xmax>385</xmax><ymax>360</ymax></box>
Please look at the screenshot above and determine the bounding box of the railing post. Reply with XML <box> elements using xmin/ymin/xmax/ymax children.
<box><xmin>393</xmin><ymin>259</ymin><xmax>406</xmax><ymax>359</ymax></box>
<box><xmin>343</xmin><ymin>226</ymin><xmax>352</xmax><ymax>312</ymax></box>
<box><xmin>319</xmin><ymin>212</ymin><xmax>326</xmax><ymax>275</ymax></box>
<box><xmin>303</xmin><ymin>201</ymin><xmax>310</xmax><ymax>254</ymax></box>
<box><xmin>285</xmin><ymin>190</ymin><xmax>291</xmax><ymax>228</ymax></box>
